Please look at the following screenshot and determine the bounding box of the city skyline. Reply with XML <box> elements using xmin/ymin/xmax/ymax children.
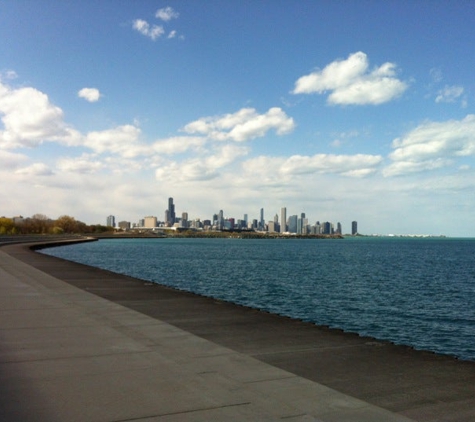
<box><xmin>1</xmin><ymin>3</ymin><xmax>475</xmax><ymax>237</ymax></box>
<box><xmin>108</xmin><ymin>197</ymin><xmax>356</xmax><ymax>235</ymax></box>
<box><xmin>106</xmin><ymin>204</ymin><xmax>360</xmax><ymax>235</ymax></box>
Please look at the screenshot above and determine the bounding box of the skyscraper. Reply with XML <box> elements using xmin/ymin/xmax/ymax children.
<box><xmin>352</xmin><ymin>221</ymin><xmax>358</xmax><ymax>235</ymax></box>
<box><xmin>106</xmin><ymin>215</ymin><xmax>115</xmax><ymax>228</ymax></box>
<box><xmin>181</xmin><ymin>212</ymin><xmax>188</xmax><ymax>228</ymax></box>
<box><xmin>259</xmin><ymin>208</ymin><xmax>264</xmax><ymax>230</ymax></box>
<box><xmin>288</xmin><ymin>215</ymin><xmax>298</xmax><ymax>233</ymax></box>
<box><xmin>167</xmin><ymin>197</ymin><xmax>175</xmax><ymax>226</ymax></box>
<box><xmin>218</xmin><ymin>210</ymin><xmax>224</xmax><ymax>230</ymax></box>
<box><xmin>280</xmin><ymin>207</ymin><xmax>287</xmax><ymax>233</ymax></box>
<box><xmin>336</xmin><ymin>222</ymin><xmax>342</xmax><ymax>234</ymax></box>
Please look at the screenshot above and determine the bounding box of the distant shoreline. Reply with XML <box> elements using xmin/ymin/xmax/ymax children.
<box><xmin>91</xmin><ymin>230</ymin><xmax>345</xmax><ymax>240</ymax></box>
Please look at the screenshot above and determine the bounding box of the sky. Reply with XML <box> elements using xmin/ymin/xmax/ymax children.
<box><xmin>1</xmin><ymin>1</ymin><xmax>475</xmax><ymax>236</ymax></box>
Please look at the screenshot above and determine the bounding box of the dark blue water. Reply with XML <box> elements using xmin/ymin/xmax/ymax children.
<box><xmin>41</xmin><ymin>237</ymin><xmax>475</xmax><ymax>361</ymax></box>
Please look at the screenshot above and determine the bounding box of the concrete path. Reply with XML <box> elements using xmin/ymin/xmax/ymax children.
<box><xmin>2</xmin><ymin>239</ymin><xmax>475</xmax><ymax>421</ymax></box>
<box><xmin>0</xmin><ymin>243</ymin><xmax>416</xmax><ymax>422</ymax></box>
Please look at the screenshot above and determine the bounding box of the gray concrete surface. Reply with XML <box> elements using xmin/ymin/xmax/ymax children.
<box><xmin>1</xmin><ymin>239</ymin><xmax>475</xmax><ymax>421</ymax></box>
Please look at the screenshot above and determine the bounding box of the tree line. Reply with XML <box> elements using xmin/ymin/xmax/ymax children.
<box><xmin>0</xmin><ymin>214</ymin><xmax>113</xmax><ymax>235</ymax></box>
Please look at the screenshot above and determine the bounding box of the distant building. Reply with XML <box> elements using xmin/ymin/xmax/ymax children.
<box><xmin>118</xmin><ymin>221</ymin><xmax>130</xmax><ymax>230</ymax></box>
<box><xmin>181</xmin><ymin>212</ymin><xmax>188</xmax><ymax>228</ymax></box>
<box><xmin>167</xmin><ymin>198</ymin><xmax>176</xmax><ymax>226</ymax></box>
<box><xmin>322</xmin><ymin>222</ymin><xmax>332</xmax><ymax>235</ymax></box>
<box><xmin>336</xmin><ymin>222</ymin><xmax>342</xmax><ymax>235</ymax></box>
<box><xmin>12</xmin><ymin>216</ymin><xmax>24</xmax><ymax>225</ymax></box>
<box><xmin>144</xmin><ymin>216</ymin><xmax>157</xmax><ymax>228</ymax></box>
<box><xmin>218</xmin><ymin>210</ymin><xmax>224</xmax><ymax>230</ymax></box>
<box><xmin>352</xmin><ymin>221</ymin><xmax>358</xmax><ymax>235</ymax></box>
<box><xmin>106</xmin><ymin>215</ymin><xmax>115</xmax><ymax>228</ymax></box>
<box><xmin>288</xmin><ymin>215</ymin><xmax>298</xmax><ymax>233</ymax></box>
<box><xmin>280</xmin><ymin>207</ymin><xmax>287</xmax><ymax>233</ymax></box>
<box><xmin>268</xmin><ymin>221</ymin><xmax>277</xmax><ymax>233</ymax></box>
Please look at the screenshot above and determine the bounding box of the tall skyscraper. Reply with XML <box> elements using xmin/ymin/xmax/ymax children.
<box><xmin>218</xmin><ymin>210</ymin><xmax>224</xmax><ymax>230</ymax></box>
<box><xmin>280</xmin><ymin>207</ymin><xmax>287</xmax><ymax>233</ymax></box>
<box><xmin>167</xmin><ymin>197</ymin><xmax>175</xmax><ymax>226</ymax></box>
<box><xmin>106</xmin><ymin>215</ymin><xmax>115</xmax><ymax>228</ymax></box>
<box><xmin>352</xmin><ymin>221</ymin><xmax>358</xmax><ymax>235</ymax></box>
<box><xmin>259</xmin><ymin>208</ymin><xmax>264</xmax><ymax>230</ymax></box>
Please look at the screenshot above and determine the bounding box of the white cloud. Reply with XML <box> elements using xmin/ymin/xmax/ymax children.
<box><xmin>241</xmin><ymin>156</ymin><xmax>286</xmax><ymax>186</ymax></box>
<box><xmin>78</xmin><ymin>87</ymin><xmax>101</xmax><ymax>102</ymax></box>
<box><xmin>0</xmin><ymin>81</ymin><xmax>81</xmax><ymax>149</ymax></box>
<box><xmin>435</xmin><ymin>85</ymin><xmax>464</xmax><ymax>103</ymax></box>
<box><xmin>155</xmin><ymin>144</ymin><xmax>249</xmax><ymax>183</ymax></box>
<box><xmin>0</xmin><ymin>149</ymin><xmax>28</xmax><ymax>169</ymax></box>
<box><xmin>206</xmin><ymin>144</ymin><xmax>249</xmax><ymax>168</ymax></box>
<box><xmin>384</xmin><ymin>114</ymin><xmax>475</xmax><ymax>176</ymax></box>
<box><xmin>168</xmin><ymin>30</ymin><xmax>177</xmax><ymax>39</ymax></box>
<box><xmin>132</xmin><ymin>19</ymin><xmax>164</xmax><ymax>41</ymax></box>
<box><xmin>84</xmin><ymin>125</ymin><xmax>143</xmax><ymax>157</ymax></box>
<box><xmin>151</xmin><ymin>136</ymin><xmax>206</xmax><ymax>155</ymax></box>
<box><xmin>156</xmin><ymin>160</ymin><xmax>217</xmax><ymax>182</ymax></box>
<box><xmin>292</xmin><ymin>51</ymin><xmax>407</xmax><ymax>105</ymax></box>
<box><xmin>15</xmin><ymin>162</ymin><xmax>54</xmax><ymax>176</ymax></box>
<box><xmin>430</xmin><ymin>67</ymin><xmax>443</xmax><ymax>83</ymax></box>
<box><xmin>156</xmin><ymin>7</ymin><xmax>179</xmax><ymax>21</ymax></box>
<box><xmin>383</xmin><ymin>159</ymin><xmax>453</xmax><ymax>177</ymax></box>
<box><xmin>183</xmin><ymin>107</ymin><xmax>295</xmax><ymax>142</ymax></box>
<box><xmin>280</xmin><ymin>154</ymin><xmax>382</xmax><ymax>177</ymax></box>
<box><xmin>239</xmin><ymin>153</ymin><xmax>382</xmax><ymax>189</ymax></box>
<box><xmin>1</xmin><ymin>70</ymin><xmax>18</xmax><ymax>80</ymax></box>
<box><xmin>57</xmin><ymin>155</ymin><xmax>104</xmax><ymax>174</ymax></box>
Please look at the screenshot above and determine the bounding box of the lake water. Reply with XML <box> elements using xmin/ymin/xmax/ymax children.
<box><xmin>41</xmin><ymin>237</ymin><xmax>475</xmax><ymax>361</ymax></box>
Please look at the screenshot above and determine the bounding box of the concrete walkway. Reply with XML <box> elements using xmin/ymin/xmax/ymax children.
<box><xmin>1</xmin><ymin>239</ymin><xmax>475</xmax><ymax>421</ymax></box>
<box><xmin>0</xmin><ymin>243</ymin><xmax>415</xmax><ymax>422</ymax></box>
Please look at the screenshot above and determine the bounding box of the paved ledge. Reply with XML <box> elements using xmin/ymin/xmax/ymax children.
<box><xmin>1</xmin><ymin>241</ymin><xmax>475</xmax><ymax>421</ymax></box>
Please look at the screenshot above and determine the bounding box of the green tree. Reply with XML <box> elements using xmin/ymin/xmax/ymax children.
<box><xmin>55</xmin><ymin>215</ymin><xmax>79</xmax><ymax>233</ymax></box>
<box><xmin>0</xmin><ymin>217</ymin><xmax>15</xmax><ymax>234</ymax></box>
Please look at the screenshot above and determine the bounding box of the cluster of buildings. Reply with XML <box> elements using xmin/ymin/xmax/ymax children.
<box><xmin>107</xmin><ymin>198</ymin><xmax>359</xmax><ymax>236</ymax></box>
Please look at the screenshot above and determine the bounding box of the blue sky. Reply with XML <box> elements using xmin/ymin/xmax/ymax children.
<box><xmin>1</xmin><ymin>1</ymin><xmax>475</xmax><ymax>236</ymax></box>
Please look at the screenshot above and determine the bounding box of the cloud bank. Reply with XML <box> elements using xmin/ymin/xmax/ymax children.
<box><xmin>384</xmin><ymin>114</ymin><xmax>475</xmax><ymax>176</ymax></box>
